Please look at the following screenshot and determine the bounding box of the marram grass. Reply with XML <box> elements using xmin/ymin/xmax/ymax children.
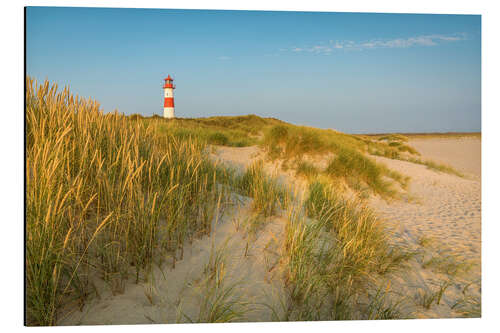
<box><xmin>26</xmin><ymin>78</ymin><xmax>231</xmax><ymax>325</ymax></box>
<box><xmin>276</xmin><ymin>180</ymin><xmax>412</xmax><ymax>321</ymax></box>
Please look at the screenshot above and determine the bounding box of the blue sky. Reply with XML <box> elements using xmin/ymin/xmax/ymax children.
<box><xmin>26</xmin><ymin>7</ymin><xmax>481</xmax><ymax>133</ymax></box>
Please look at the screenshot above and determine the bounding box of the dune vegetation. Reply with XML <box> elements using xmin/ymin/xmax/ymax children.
<box><xmin>148</xmin><ymin>114</ymin><xmax>464</xmax><ymax>185</ymax></box>
<box><xmin>26</xmin><ymin>78</ymin><xmax>238</xmax><ymax>325</ymax></box>
<box><xmin>276</xmin><ymin>180</ymin><xmax>413</xmax><ymax>321</ymax></box>
<box><xmin>138</xmin><ymin>116</ymin><xmax>415</xmax><ymax>197</ymax></box>
<box><xmin>26</xmin><ymin>78</ymin><xmax>473</xmax><ymax>326</ymax></box>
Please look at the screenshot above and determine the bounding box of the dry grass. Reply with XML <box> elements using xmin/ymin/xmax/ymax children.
<box><xmin>276</xmin><ymin>180</ymin><xmax>412</xmax><ymax>320</ymax></box>
<box><xmin>26</xmin><ymin>78</ymin><xmax>232</xmax><ymax>325</ymax></box>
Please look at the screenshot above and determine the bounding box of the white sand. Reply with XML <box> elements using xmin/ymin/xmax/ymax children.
<box><xmin>409</xmin><ymin>137</ymin><xmax>481</xmax><ymax>178</ymax></box>
<box><xmin>370</xmin><ymin>156</ymin><xmax>481</xmax><ymax>262</ymax></box>
<box><xmin>369</xmin><ymin>137</ymin><xmax>481</xmax><ymax>317</ymax></box>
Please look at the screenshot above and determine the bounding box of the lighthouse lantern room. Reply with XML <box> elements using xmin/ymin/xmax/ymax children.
<box><xmin>163</xmin><ymin>75</ymin><xmax>175</xmax><ymax>118</ymax></box>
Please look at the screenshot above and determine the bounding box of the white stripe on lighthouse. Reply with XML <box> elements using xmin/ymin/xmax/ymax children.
<box><xmin>164</xmin><ymin>107</ymin><xmax>175</xmax><ymax>118</ymax></box>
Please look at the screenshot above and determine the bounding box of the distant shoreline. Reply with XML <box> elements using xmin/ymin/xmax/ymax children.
<box><xmin>356</xmin><ymin>132</ymin><xmax>481</xmax><ymax>138</ymax></box>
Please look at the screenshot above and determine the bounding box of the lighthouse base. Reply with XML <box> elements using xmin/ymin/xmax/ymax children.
<box><xmin>163</xmin><ymin>107</ymin><xmax>175</xmax><ymax>119</ymax></box>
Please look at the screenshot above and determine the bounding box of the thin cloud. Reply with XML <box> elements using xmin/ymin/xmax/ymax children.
<box><xmin>288</xmin><ymin>33</ymin><xmax>467</xmax><ymax>55</ymax></box>
<box><xmin>217</xmin><ymin>56</ymin><xmax>232</xmax><ymax>60</ymax></box>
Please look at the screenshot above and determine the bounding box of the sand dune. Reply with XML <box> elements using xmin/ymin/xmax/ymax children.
<box><xmin>59</xmin><ymin>194</ymin><xmax>288</xmax><ymax>325</ymax></box>
<box><xmin>211</xmin><ymin>137</ymin><xmax>482</xmax><ymax>318</ymax></box>
<box><xmin>59</xmin><ymin>136</ymin><xmax>481</xmax><ymax>324</ymax></box>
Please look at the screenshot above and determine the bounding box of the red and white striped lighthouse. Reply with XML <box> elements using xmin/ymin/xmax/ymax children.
<box><xmin>163</xmin><ymin>75</ymin><xmax>175</xmax><ymax>118</ymax></box>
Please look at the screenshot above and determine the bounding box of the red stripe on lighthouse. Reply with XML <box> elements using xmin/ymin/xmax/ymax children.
<box><xmin>164</xmin><ymin>98</ymin><xmax>174</xmax><ymax>107</ymax></box>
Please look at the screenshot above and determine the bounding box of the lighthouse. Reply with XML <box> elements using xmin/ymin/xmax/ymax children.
<box><xmin>163</xmin><ymin>75</ymin><xmax>175</xmax><ymax>118</ymax></box>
